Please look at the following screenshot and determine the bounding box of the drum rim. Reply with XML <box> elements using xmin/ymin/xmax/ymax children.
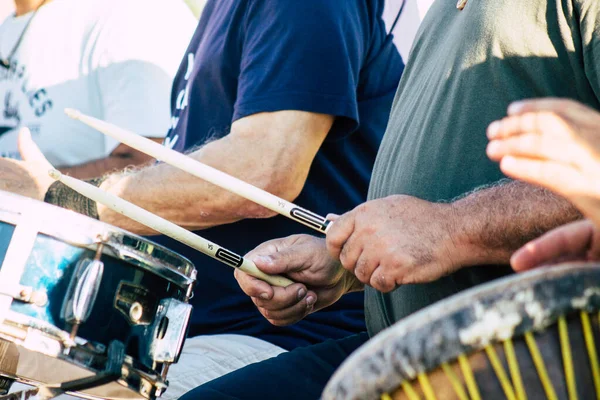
<box><xmin>0</xmin><ymin>190</ymin><xmax>196</xmax><ymax>288</ymax></box>
<box><xmin>323</xmin><ymin>262</ymin><xmax>600</xmax><ymax>400</ymax></box>
<box><xmin>0</xmin><ymin>313</ymin><xmax>167</xmax><ymax>400</ymax></box>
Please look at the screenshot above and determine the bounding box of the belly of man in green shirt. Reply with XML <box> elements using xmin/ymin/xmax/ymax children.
<box><xmin>366</xmin><ymin>0</ymin><xmax>600</xmax><ymax>336</ymax></box>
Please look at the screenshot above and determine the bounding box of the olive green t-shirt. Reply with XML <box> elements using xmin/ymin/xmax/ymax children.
<box><xmin>366</xmin><ymin>0</ymin><xmax>600</xmax><ymax>336</ymax></box>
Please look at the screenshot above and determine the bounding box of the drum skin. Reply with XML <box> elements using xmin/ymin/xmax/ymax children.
<box><xmin>323</xmin><ymin>263</ymin><xmax>600</xmax><ymax>400</ymax></box>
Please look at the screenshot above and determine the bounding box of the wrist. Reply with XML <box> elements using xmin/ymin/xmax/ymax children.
<box><xmin>96</xmin><ymin>173</ymin><xmax>129</xmax><ymax>222</ymax></box>
<box><xmin>44</xmin><ymin>176</ymin><xmax>107</xmax><ymax>219</ymax></box>
<box><xmin>443</xmin><ymin>199</ymin><xmax>511</xmax><ymax>268</ymax></box>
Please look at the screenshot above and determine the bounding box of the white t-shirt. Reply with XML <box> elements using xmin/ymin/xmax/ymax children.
<box><xmin>383</xmin><ymin>0</ymin><xmax>435</xmax><ymax>61</ymax></box>
<box><xmin>0</xmin><ymin>0</ymin><xmax>196</xmax><ymax>166</ymax></box>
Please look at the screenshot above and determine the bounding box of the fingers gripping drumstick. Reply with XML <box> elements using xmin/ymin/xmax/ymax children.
<box><xmin>49</xmin><ymin>170</ymin><xmax>293</xmax><ymax>288</ymax></box>
<box><xmin>64</xmin><ymin>109</ymin><xmax>332</xmax><ymax>234</ymax></box>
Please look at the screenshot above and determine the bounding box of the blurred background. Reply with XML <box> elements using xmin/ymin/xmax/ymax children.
<box><xmin>0</xmin><ymin>0</ymin><xmax>206</xmax><ymax>20</ymax></box>
<box><xmin>183</xmin><ymin>0</ymin><xmax>205</xmax><ymax>19</ymax></box>
<box><xmin>0</xmin><ymin>1</ymin><xmax>12</xmax><ymax>20</ymax></box>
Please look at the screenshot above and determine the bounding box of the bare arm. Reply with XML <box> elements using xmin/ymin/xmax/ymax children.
<box><xmin>98</xmin><ymin>110</ymin><xmax>333</xmax><ymax>234</ymax></box>
<box><xmin>449</xmin><ymin>180</ymin><xmax>582</xmax><ymax>267</ymax></box>
<box><xmin>326</xmin><ymin>180</ymin><xmax>582</xmax><ymax>293</ymax></box>
<box><xmin>57</xmin><ymin>140</ymin><xmax>163</xmax><ymax>180</ymax></box>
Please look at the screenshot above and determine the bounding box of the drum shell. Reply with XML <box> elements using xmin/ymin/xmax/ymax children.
<box><xmin>0</xmin><ymin>221</ymin><xmax>188</xmax><ymax>368</ymax></box>
<box><xmin>0</xmin><ymin>191</ymin><xmax>196</xmax><ymax>399</ymax></box>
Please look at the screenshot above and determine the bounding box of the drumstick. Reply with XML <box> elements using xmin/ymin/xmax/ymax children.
<box><xmin>64</xmin><ymin>109</ymin><xmax>332</xmax><ymax>234</ymax></box>
<box><xmin>48</xmin><ymin>170</ymin><xmax>293</xmax><ymax>288</ymax></box>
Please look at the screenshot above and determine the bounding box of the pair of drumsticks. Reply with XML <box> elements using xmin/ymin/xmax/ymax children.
<box><xmin>58</xmin><ymin>109</ymin><xmax>333</xmax><ymax>287</ymax></box>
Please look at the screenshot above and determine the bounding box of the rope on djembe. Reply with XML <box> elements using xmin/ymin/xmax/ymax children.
<box><xmin>485</xmin><ymin>344</ymin><xmax>518</xmax><ymax>400</ymax></box>
<box><xmin>525</xmin><ymin>331</ymin><xmax>558</xmax><ymax>400</ymax></box>
<box><xmin>441</xmin><ymin>363</ymin><xmax>469</xmax><ymax>400</ymax></box>
<box><xmin>401</xmin><ymin>382</ymin><xmax>420</xmax><ymax>400</ymax></box>
<box><xmin>458</xmin><ymin>354</ymin><xmax>481</xmax><ymax>400</ymax></box>
<box><xmin>558</xmin><ymin>316</ymin><xmax>577</xmax><ymax>400</ymax></box>
<box><xmin>581</xmin><ymin>312</ymin><xmax>600</xmax><ymax>398</ymax></box>
<box><xmin>503</xmin><ymin>339</ymin><xmax>527</xmax><ymax>400</ymax></box>
<box><xmin>417</xmin><ymin>373</ymin><xmax>437</xmax><ymax>400</ymax></box>
<box><xmin>379</xmin><ymin>311</ymin><xmax>600</xmax><ymax>400</ymax></box>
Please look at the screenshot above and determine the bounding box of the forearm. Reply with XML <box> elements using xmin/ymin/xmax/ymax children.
<box><xmin>58</xmin><ymin>156</ymin><xmax>151</xmax><ymax>180</ymax></box>
<box><xmin>97</xmin><ymin>125</ymin><xmax>322</xmax><ymax>234</ymax></box>
<box><xmin>449</xmin><ymin>179</ymin><xmax>582</xmax><ymax>267</ymax></box>
<box><xmin>98</xmin><ymin>151</ymin><xmax>265</xmax><ymax>234</ymax></box>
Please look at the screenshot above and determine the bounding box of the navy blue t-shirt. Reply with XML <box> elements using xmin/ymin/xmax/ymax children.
<box><xmin>153</xmin><ymin>0</ymin><xmax>404</xmax><ymax>350</ymax></box>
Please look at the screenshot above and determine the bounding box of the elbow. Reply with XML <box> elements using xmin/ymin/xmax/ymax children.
<box><xmin>239</xmin><ymin>175</ymin><xmax>305</xmax><ymax>219</ymax></box>
<box><xmin>270</xmin><ymin>175</ymin><xmax>304</xmax><ymax>202</ymax></box>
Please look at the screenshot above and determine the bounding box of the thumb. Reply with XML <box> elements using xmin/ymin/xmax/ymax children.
<box><xmin>18</xmin><ymin>128</ymin><xmax>52</xmax><ymax>168</ymax></box>
<box><xmin>326</xmin><ymin>213</ymin><xmax>340</xmax><ymax>221</ymax></box>
<box><xmin>250</xmin><ymin>245</ymin><xmax>312</xmax><ymax>276</ymax></box>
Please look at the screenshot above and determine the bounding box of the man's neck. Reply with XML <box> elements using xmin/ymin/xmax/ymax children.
<box><xmin>13</xmin><ymin>0</ymin><xmax>50</xmax><ymax>16</ymax></box>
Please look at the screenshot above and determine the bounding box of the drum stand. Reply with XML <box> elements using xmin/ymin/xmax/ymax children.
<box><xmin>0</xmin><ymin>341</ymin><xmax>125</xmax><ymax>400</ymax></box>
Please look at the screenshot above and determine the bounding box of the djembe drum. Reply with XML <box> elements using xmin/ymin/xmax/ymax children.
<box><xmin>323</xmin><ymin>263</ymin><xmax>600</xmax><ymax>400</ymax></box>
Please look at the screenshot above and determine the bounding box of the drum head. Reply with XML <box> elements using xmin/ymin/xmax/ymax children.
<box><xmin>0</xmin><ymin>190</ymin><xmax>196</xmax><ymax>289</ymax></box>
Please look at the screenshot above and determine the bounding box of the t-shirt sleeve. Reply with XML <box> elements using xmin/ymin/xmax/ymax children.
<box><xmin>578</xmin><ymin>0</ymin><xmax>600</xmax><ymax>101</ymax></box>
<box><xmin>234</xmin><ymin>0</ymin><xmax>367</xmax><ymax>138</ymax></box>
<box><xmin>90</xmin><ymin>0</ymin><xmax>197</xmax><ymax>155</ymax></box>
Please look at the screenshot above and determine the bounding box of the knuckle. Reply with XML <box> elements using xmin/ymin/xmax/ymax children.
<box><xmin>354</xmin><ymin>266</ymin><xmax>365</xmax><ymax>279</ymax></box>
<box><xmin>355</xmin><ymin>257</ymin><xmax>368</xmax><ymax>273</ymax></box>
<box><xmin>371</xmin><ymin>273</ymin><xmax>386</xmax><ymax>290</ymax></box>
<box><xmin>326</xmin><ymin>236</ymin><xmax>342</xmax><ymax>254</ymax></box>
<box><xmin>362</xmin><ymin>225</ymin><xmax>377</xmax><ymax>235</ymax></box>
<box><xmin>339</xmin><ymin>246</ymin><xmax>350</xmax><ymax>265</ymax></box>
<box><xmin>356</xmin><ymin>203</ymin><xmax>369</xmax><ymax>214</ymax></box>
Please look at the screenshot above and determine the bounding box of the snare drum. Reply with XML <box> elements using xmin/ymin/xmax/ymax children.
<box><xmin>324</xmin><ymin>263</ymin><xmax>600</xmax><ymax>399</ymax></box>
<box><xmin>0</xmin><ymin>191</ymin><xmax>196</xmax><ymax>400</ymax></box>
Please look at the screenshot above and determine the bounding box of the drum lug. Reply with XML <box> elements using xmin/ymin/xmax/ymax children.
<box><xmin>0</xmin><ymin>284</ymin><xmax>48</xmax><ymax>307</ymax></box>
<box><xmin>0</xmin><ymin>376</ymin><xmax>14</xmax><ymax>396</ymax></box>
<box><xmin>185</xmin><ymin>270</ymin><xmax>197</xmax><ymax>301</ymax></box>
<box><xmin>148</xmin><ymin>298</ymin><xmax>192</xmax><ymax>364</ymax></box>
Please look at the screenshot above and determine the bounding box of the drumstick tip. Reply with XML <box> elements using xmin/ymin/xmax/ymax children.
<box><xmin>48</xmin><ymin>169</ymin><xmax>62</xmax><ymax>180</ymax></box>
<box><xmin>64</xmin><ymin>108</ymin><xmax>81</xmax><ymax>120</ymax></box>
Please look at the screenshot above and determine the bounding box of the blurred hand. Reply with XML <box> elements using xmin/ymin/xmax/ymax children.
<box><xmin>235</xmin><ymin>234</ymin><xmax>361</xmax><ymax>326</ymax></box>
<box><xmin>326</xmin><ymin>195</ymin><xmax>459</xmax><ymax>293</ymax></box>
<box><xmin>0</xmin><ymin>128</ymin><xmax>54</xmax><ymax>200</ymax></box>
<box><xmin>486</xmin><ymin>98</ymin><xmax>600</xmax><ymax>224</ymax></box>
<box><xmin>511</xmin><ymin>219</ymin><xmax>600</xmax><ymax>272</ymax></box>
